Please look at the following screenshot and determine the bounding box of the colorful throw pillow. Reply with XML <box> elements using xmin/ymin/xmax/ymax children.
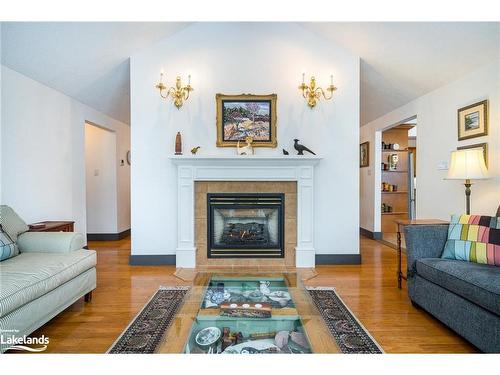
<box><xmin>442</xmin><ymin>214</ymin><xmax>500</xmax><ymax>266</ymax></box>
<box><xmin>0</xmin><ymin>224</ymin><xmax>19</xmax><ymax>261</ymax></box>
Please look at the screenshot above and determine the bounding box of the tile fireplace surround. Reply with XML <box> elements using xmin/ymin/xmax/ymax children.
<box><xmin>197</xmin><ymin>182</ymin><xmax>294</xmax><ymax>267</ymax></box>
<box><xmin>170</xmin><ymin>156</ymin><xmax>322</xmax><ymax>269</ymax></box>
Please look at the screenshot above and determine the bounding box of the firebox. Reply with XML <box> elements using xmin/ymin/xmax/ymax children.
<box><xmin>207</xmin><ymin>193</ymin><xmax>285</xmax><ymax>258</ymax></box>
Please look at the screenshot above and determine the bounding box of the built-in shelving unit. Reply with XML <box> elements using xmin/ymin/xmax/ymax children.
<box><xmin>381</xmin><ymin>127</ymin><xmax>411</xmax><ymax>233</ymax></box>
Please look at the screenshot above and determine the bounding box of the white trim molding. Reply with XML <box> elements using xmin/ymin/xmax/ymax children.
<box><xmin>170</xmin><ymin>155</ymin><xmax>322</xmax><ymax>268</ymax></box>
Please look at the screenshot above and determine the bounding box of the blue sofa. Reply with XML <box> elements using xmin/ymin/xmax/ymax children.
<box><xmin>405</xmin><ymin>224</ymin><xmax>500</xmax><ymax>353</ymax></box>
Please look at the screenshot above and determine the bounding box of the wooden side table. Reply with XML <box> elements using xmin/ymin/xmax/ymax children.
<box><xmin>28</xmin><ymin>221</ymin><xmax>75</xmax><ymax>232</ymax></box>
<box><xmin>394</xmin><ymin>219</ymin><xmax>448</xmax><ymax>289</ymax></box>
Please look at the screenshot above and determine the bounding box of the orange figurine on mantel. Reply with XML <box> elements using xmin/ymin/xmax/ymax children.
<box><xmin>175</xmin><ymin>132</ymin><xmax>182</xmax><ymax>155</ymax></box>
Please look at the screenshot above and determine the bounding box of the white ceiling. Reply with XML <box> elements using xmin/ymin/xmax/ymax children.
<box><xmin>303</xmin><ymin>22</ymin><xmax>500</xmax><ymax>124</ymax></box>
<box><xmin>2</xmin><ymin>22</ymin><xmax>499</xmax><ymax>125</ymax></box>
<box><xmin>1</xmin><ymin>22</ymin><xmax>190</xmax><ymax>124</ymax></box>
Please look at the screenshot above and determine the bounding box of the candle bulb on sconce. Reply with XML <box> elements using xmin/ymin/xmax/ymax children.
<box><xmin>155</xmin><ymin>70</ymin><xmax>194</xmax><ymax>109</ymax></box>
<box><xmin>158</xmin><ymin>69</ymin><xmax>166</xmax><ymax>88</ymax></box>
<box><xmin>156</xmin><ymin>70</ymin><xmax>167</xmax><ymax>92</ymax></box>
<box><xmin>298</xmin><ymin>74</ymin><xmax>337</xmax><ymax>108</ymax></box>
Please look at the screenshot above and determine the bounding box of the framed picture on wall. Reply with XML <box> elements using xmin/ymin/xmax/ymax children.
<box><xmin>457</xmin><ymin>142</ymin><xmax>488</xmax><ymax>168</ymax></box>
<box><xmin>216</xmin><ymin>93</ymin><xmax>277</xmax><ymax>147</ymax></box>
<box><xmin>360</xmin><ymin>141</ymin><xmax>369</xmax><ymax>168</ymax></box>
<box><xmin>458</xmin><ymin>100</ymin><xmax>488</xmax><ymax>141</ymax></box>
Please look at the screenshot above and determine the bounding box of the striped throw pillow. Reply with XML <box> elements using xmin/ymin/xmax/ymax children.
<box><xmin>0</xmin><ymin>225</ymin><xmax>19</xmax><ymax>261</ymax></box>
<box><xmin>442</xmin><ymin>214</ymin><xmax>500</xmax><ymax>266</ymax></box>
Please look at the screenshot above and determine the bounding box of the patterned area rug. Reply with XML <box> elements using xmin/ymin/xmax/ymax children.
<box><xmin>107</xmin><ymin>286</ymin><xmax>190</xmax><ymax>354</ymax></box>
<box><xmin>306</xmin><ymin>287</ymin><xmax>383</xmax><ymax>354</ymax></box>
<box><xmin>108</xmin><ymin>285</ymin><xmax>382</xmax><ymax>354</ymax></box>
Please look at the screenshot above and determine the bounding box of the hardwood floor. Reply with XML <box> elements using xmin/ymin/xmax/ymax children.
<box><xmin>23</xmin><ymin>236</ymin><xmax>477</xmax><ymax>354</ymax></box>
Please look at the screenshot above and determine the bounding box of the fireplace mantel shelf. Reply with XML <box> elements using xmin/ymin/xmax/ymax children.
<box><xmin>170</xmin><ymin>155</ymin><xmax>322</xmax><ymax>164</ymax></box>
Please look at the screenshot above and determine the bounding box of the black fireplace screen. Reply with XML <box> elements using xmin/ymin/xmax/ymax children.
<box><xmin>207</xmin><ymin>193</ymin><xmax>284</xmax><ymax>258</ymax></box>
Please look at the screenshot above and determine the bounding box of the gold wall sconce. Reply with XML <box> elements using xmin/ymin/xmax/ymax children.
<box><xmin>155</xmin><ymin>70</ymin><xmax>193</xmax><ymax>109</ymax></box>
<box><xmin>299</xmin><ymin>73</ymin><xmax>337</xmax><ymax>108</ymax></box>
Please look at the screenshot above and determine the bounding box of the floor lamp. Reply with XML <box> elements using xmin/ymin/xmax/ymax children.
<box><xmin>446</xmin><ymin>149</ymin><xmax>489</xmax><ymax>214</ymax></box>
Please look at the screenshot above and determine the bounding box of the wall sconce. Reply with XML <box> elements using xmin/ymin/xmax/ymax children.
<box><xmin>298</xmin><ymin>73</ymin><xmax>337</xmax><ymax>108</ymax></box>
<box><xmin>155</xmin><ymin>70</ymin><xmax>193</xmax><ymax>109</ymax></box>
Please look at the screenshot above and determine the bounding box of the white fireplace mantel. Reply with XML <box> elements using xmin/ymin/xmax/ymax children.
<box><xmin>170</xmin><ymin>155</ymin><xmax>322</xmax><ymax>268</ymax></box>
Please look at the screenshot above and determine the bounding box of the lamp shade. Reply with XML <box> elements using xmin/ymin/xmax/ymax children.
<box><xmin>446</xmin><ymin>149</ymin><xmax>489</xmax><ymax>180</ymax></box>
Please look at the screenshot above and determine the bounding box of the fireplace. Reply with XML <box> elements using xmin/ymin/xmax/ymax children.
<box><xmin>172</xmin><ymin>157</ymin><xmax>319</xmax><ymax>268</ymax></box>
<box><xmin>207</xmin><ymin>193</ymin><xmax>285</xmax><ymax>258</ymax></box>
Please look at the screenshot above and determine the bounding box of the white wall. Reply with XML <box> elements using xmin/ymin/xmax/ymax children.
<box><xmin>116</xmin><ymin>124</ymin><xmax>131</xmax><ymax>234</ymax></box>
<box><xmin>1</xmin><ymin>66</ymin><xmax>131</xmax><ymax>238</ymax></box>
<box><xmin>85</xmin><ymin>123</ymin><xmax>118</xmax><ymax>234</ymax></box>
<box><xmin>0</xmin><ymin>23</ymin><xmax>3</xmax><ymax>201</ymax></box>
<box><xmin>130</xmin><ymin>23</ymin><xmax>360</xmax><ymax>257</ymax></box>
<box><xmin>360</xmin><ymin>60</ymin><xmax>500</xmax><ymax>232</ymax></box>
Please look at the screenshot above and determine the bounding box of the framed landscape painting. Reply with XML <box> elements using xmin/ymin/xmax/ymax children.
<box><xmin>458</xmin><ymin>100</ymin><xmax>488</xmax><ymax>141</ymax></box>
<box><xmin>360</xmin><ymin>141</ymin><xmax>369</xmax><ymax>167</ymax></box>
<box><xmin>216</xmin><ymin>93</ymin><xmax>277</xmax><ymax>147</ymax></box>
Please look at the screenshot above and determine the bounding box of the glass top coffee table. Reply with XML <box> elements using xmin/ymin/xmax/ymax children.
<box><xmin>157</xmin><ymin>272</ymin><xmax>340</xmax><ymax>354</ymax></box>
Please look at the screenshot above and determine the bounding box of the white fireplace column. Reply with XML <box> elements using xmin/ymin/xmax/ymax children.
<box><xmin>175</xmin><ymin>165</ymin><xmax>197</xmax><ymax>268</ymax></box>
<box><xmin>171</xmin><ymin>156</ymin><xmax>322</xmax><ymax>268</ymax></box>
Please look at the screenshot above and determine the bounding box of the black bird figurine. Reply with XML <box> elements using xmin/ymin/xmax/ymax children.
<box><xmin>293</xmin><ymin>139</ymin><xmax>316</xmax><ymax>155</ymax></box>
<box><xmin>282</xmin><ymin>149</ymin><xmax>289</xmax><ymax>155</ymax></box>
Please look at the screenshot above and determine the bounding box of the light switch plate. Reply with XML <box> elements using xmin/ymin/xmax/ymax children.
<box><xmin>437</xmin><ymin>161</ymin><xmax>448</xmax><ymax>170</ymax></box>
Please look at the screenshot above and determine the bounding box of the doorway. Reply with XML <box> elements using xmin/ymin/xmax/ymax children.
<box><xmin>380</xmin><ymin>119</ymin><xmax>417</xmax><ymax>248</ymax></box>
<box><xmin>84</xmin><ymin>122</ymin><xmax>118</xmax><ymax>236</ymax></box>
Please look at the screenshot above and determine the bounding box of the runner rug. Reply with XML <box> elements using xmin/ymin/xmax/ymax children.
<box><xmin>107</xmin><ymin>286</ymin><xmax>190</xmax><ymax>354</ymax></box>
<box><xmin>306</xmin><ymin>287</ymin><xmax>383</xmax><ymax>354</ymax></box>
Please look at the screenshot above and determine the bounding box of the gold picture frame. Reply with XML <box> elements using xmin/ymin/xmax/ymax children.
<box><xmin>216</xmin><ymin>93</ymin><xmax>277</xmax><ymax>148</ymax></box>
<box><xmin>458</xmin><ymin>100</ymin><xmax>488</xmax><ymax>141</ymax></box>
<box><xmin>360</xmin><ymin>141</ymin><xmax>369</xmax><ymax>168</ymax></box>
<box><xmin>457</xmin><ymin>142</ymin><xmax>488</xmax><ymax>168</ymax></box>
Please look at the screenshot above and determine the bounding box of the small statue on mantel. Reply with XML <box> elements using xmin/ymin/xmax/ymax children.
<box><xmin>175</xmin><ymin>132</ymin><xmax>182</xmax><ymax>155</ymax></box>
<box><xmin>293</xmin><ymin>139</ymin><xmax>316</xmax><ymax>155</ymax></box>
<box><xmin>190</xmin><ymin>146</ymin><xmax>201</xmax><ymax>155</ymax></box>
<box><xmin>237</xmin><ymin>136</ymin><xmax>254</xmax><ymax>156</ymax></box>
